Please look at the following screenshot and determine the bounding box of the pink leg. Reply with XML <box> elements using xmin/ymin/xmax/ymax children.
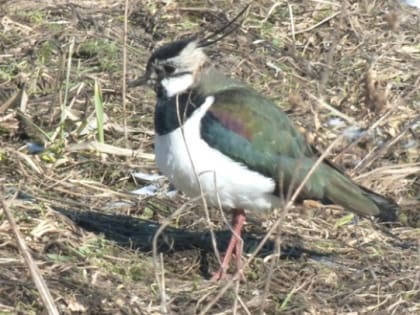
<box><xmin>211</xmin><ymin>209</ymin><xmax>246</xmax><ymax>281</ymax></box>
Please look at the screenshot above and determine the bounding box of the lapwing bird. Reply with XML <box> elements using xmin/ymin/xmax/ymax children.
<box><xmin>131</xmin><ymin>14</ymin><xmax>398</xmax><ymax>281</ymax></box>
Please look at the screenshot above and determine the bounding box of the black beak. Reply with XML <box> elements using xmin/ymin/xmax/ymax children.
<box><xmin>128</xmin><ymin>75</ymin><xmax>148</xmax><ymax>88</ymax></box>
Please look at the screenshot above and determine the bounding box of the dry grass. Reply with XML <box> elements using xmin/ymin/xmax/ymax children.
<box><xmin>1</xmin><ymin>0</ymin><xmax>419</xmax><ymax>314</ymax></box>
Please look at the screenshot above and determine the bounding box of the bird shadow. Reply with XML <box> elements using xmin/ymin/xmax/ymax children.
<box><xmin>55</xmin><ymin>207</ymin><xmax>329</xmax><ymax>278</ymax></box>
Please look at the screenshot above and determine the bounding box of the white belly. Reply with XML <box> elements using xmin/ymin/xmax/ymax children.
<box><xmin>154</xmin><ymin>96</ymin><xmax>279</xmax><ymax>211</ymax></box>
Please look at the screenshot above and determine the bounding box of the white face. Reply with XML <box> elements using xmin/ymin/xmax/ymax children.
<box><xmin>161</xmin><ymin>74</ymin><xmax>194</xmax><ymax>97</ymax></box>
<box><xmin>149</xmin><ymin>41</ymin><xmax>207</xmax><ymax>98</ymax></box>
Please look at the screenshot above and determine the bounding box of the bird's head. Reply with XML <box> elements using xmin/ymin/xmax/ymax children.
<box><xmin>130</xmin><ymin>5</ymin><xmax>249</xmax><ymax>98</ymax></box>
<box><xmin>141</xmin><ymin>37</ymin><xmax>208</xmax><ymax>98</ymax></box>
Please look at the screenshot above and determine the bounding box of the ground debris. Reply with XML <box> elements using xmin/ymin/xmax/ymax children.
<box><xmin>1</xmin><ymin>0</ymin><xmax>419</xmax><ymax>314</ymax></box>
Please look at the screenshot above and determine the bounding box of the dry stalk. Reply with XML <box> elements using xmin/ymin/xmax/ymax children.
<box><xmin>334</xmin><ymin>109</ymin><xmax>394</xmax><ymax>164</ymax></box>
<box><xmin>293</xmin><ymin>10</ymin><xmax>340</xmax><ymax>35</ymax></box>
<box><xmin>259</xmin><ymin>221</ymin><xmax>282</xmax><ymax>314</ymax></box>
<box><xmin>260</xmin><ymin>2</ymin><xmax>282</xmax><ymax>24</ymax></box>
<box><xmin>152</xmin><ymin>93</ymin><xmax>223</xmax><ymax>313</ymax></box>
<box><xmin>199</xmin><ymin>135</ymin><xmax>345</xmax><ymax>315</ymax></box>
<box><xmin>175</xmin><ymin>93</ymin><xmax>223</xmax><ymax>265</ymax></box>
<box><xmin>152</xmin><ymin>195</ymin><xmax>203</xmax><ymax>314</ymax></box>
<box><xmin>258</xmin><ymin>6</ymin><xmax>299</xmax><ymax>312</ymax></box>
<box><xmin>355</xmin><ymin>162</ymin><xmax>420</xmax><ymax>182</ymax></box>
<box><xmin>288</xmin><ymin>3</ymin><xmax>296</xmax><ymax>44</ymax></box>
<box><xmin>159</xmin><ymin>253</ymin><xmax>167</xmax><ymax>314</ymax></box>
<box><xmin>66</xmin><ymin>141</ymin><xmax>155</xmax><ymax>160</ymax></box>
<box><xmin>318</xmin><ymin>2</ymin><xmax>345</xmax><ymax>93</ymax></box>
<box><xmin>354</xmin><ymin>115</ymin><xmax>420</xmax><ymax>173</ymax></box>
<box><xmin>1</xmin><ymin>187</ymin><xmax>59</xmax><ymax>315</ymax></box>
<box><xmin>306</xmin><ymin>92</ymin><xmax>356</xmax><ymax>124</ymax></box>
<box><xmin>122</xmin><ymin>0</ymin><xmax>129</xmax><ymax>145</ymax></box>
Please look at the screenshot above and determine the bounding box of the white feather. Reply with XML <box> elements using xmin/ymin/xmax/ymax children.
<box><xmin>161</xmin><ymin>74</ymin><xmax>194</xmax><ymax>97</ymax></box>
<box><xmin>155</xmin><ymin>96</ymin><xmax>280</xmax><ymax>211</ymax></box>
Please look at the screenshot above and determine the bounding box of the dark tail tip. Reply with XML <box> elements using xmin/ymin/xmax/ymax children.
<box><xmin>365</xmin><ymin>190</ymin><xmax>399</xmax><ymax>223</ymax></box>
<box><xmin>376</xmin><ymin>200</ymin><xmax>399</xmax><ymax>223</ymax></box>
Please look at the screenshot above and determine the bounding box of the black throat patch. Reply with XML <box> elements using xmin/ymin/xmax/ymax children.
<box><xmin>154</xmin><ymin>91</ymin><xmax>207</xmax><ymax>135</ymax></box>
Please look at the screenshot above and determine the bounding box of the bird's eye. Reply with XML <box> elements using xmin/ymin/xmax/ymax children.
<box><xmin>163</xmin><ymin>64</ymin><xmax>176</xmax><ymax>75</ymax></box>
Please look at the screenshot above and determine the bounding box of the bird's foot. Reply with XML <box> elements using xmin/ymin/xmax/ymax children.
<box><xmin>210</xmin><ymin>209</ymin><xmax>247</xmax><ymax>282</ymax></box>
<box><xmin>211</xmin><ymin>268</ymin><xmax>227</xmax><ymax>281</ymax></box>
<box><xmin>211</xmin><ymin>266</ymin><xmax>246</xmax><ymax>282</ymax></box>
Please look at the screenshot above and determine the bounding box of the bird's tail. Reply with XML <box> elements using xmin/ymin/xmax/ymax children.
<box><xmin>322</xmin><ymin>166</ymin><xmax>399</xmax><ymax>223</ymax></box>
<box><xmin>276</xmin><ymin>156</ymin><xmax>399</xmax><ymax>223</ymax></box>
<box><xmin>360</xmin><ymin>186</ymin><xmax>399</xmax><ymax>223</ymax></box>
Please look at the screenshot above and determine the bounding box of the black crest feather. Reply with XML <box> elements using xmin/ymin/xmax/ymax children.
<box><xmin>198</xmin><ymin>4</ymin><xmax>250</xmax><ymax>47</ymax></box>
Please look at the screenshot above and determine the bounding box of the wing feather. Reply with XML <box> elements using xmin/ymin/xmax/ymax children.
<box><xmin>199</xmin><ymin>87</ymin><xmax>387</xmax><ymax>219</ymax></box>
